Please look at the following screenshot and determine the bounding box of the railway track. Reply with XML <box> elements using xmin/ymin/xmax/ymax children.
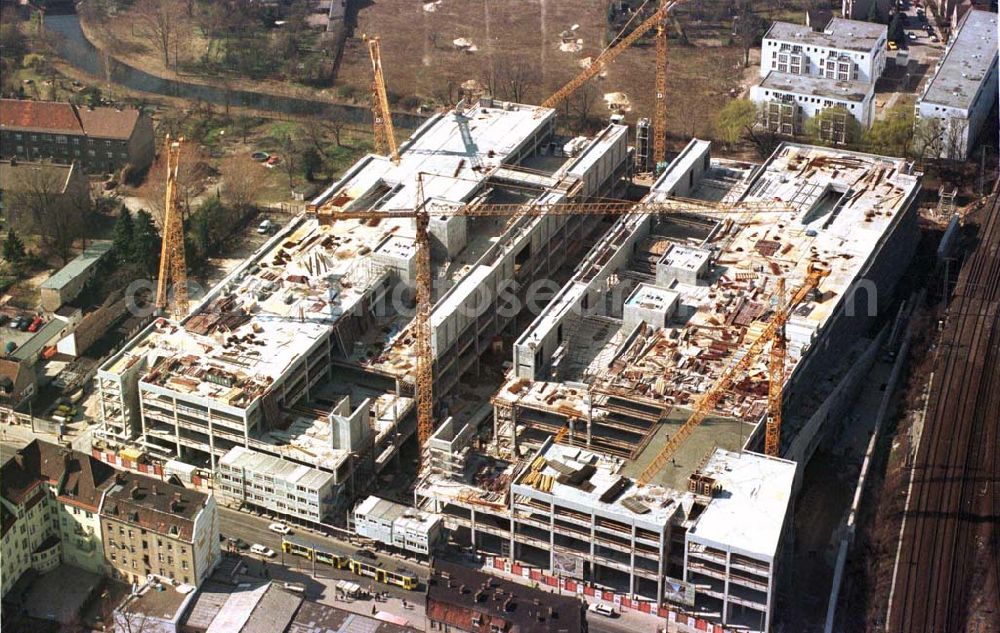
<box><xmin>888</xmin><ymin>183</ymin><xmax>1000</xmax><ymax>633</ymax></box>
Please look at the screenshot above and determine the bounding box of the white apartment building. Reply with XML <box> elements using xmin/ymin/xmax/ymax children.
<box><xmin>760</xmin><ymin>19</ymin><xmax>888</xmax><ymax>84</ymax></box>
<box><xmin>753</xmin><ymin>18</ymin><xmax>887</xmax><ymax>137</ymax></box>
<box><xmin>353</xmin><ymin>495</ymin><xmax>442</xmax><ymax>555</ymax></box>
<box><xmin>216</xmin><ymin>446</ymin><xmax>339</xmax><ymax>525</ymax></box>
<box><xmin>915</xmin><ymin>9</ymin><xmax>998</xmax><ymax>160</ymax></box>
<box><xmin>751</xmin><ymin>73</ymin><xmax>876</xmax><ymax>135</ymax></box>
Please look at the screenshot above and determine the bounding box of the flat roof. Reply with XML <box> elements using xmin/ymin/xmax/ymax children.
<box><xmin>40</xmin><ymin>241</ymin><xmax>112</xmax><ymax>291</ymax></box>
<box><xmin>121</xmin><ymin>582</ymin><xmax>195</xmax><ymax>623</ymax></box>
<box><xmin>764</xmin><ymin>18</ymin><xmax>886</xmax><ymax>52</ymax></box>
<box><xmin>918</xmin><ymin>10</ymin><xmax>998</xmax><ymax>110</ymax></box>
<box><xmin>686</xmin><ymin>449</ymin><xmax>796</xmax><ymax>559</ymax></box>
<box><xmin>759</xmin><ymin>70</ymin><xmax>873</xmax><ymax>103</ymax></box>
<box><xmin>219</xmin><ymin>446</ymin><xmax>335</xmax><ymax>490</ymax></box>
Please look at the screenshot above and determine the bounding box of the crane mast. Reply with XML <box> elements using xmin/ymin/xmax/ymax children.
<box><xmin>764</xmin><ymin>278</ymin><xmax>787</xmax><ymax>457</ymax></box>
<box><xmin>653</xmin><ymin>9</ymin><xmax>668</xmax><ymax>166</ymax></box>
<box><xmin>367</xmin><ymin>36</ymin><xmax>399</xmax><ymax>164</ymax></box>
<box><xmin>155</xmin><ymin>136</ymin><xmax>188</xmax><ymax>319</ymax></box>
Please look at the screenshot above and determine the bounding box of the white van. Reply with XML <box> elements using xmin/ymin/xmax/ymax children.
<box><xmin>257</xmin><ymin>219</ymin><xmax>273</xmax><ymax>235</ymax></box>
<box><xmin>588</xmin><ymin>603</ymin><xmax>617</xmax><ymax>617</ymax></box>
<box><xmin>250</xmin><ymin>543</ymin><xmax>275</xmax><ymax>557</ymax></box>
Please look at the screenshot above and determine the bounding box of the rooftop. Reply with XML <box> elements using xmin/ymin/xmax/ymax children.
<box><xmin>40</xmin><ymin>241</ymin><xmax>113</xmax><ymax>291</ymax></box>
<box><xmin>764</xmin><ymin>18</ymin><xmax>887</xmax><ymax>52</ymax></box>
<box><xmin>0</xmin><ymin>99</ymin><xmax>143</xmax><ymax>140</ymax></box>
<box><xmin>287</xmin><ymin>599</ymin><xmax>421</xmax><ymax>633</ymax></box>
<box><xmin>918</xmin><ymin>9</ymin><xmax>998</xmax><ymax>110</ymax></box>
<box><xmin>219</xmin><ymin>446</ymin><xmax>335</xmax><ymax>491</ymax></box>
<box><xmin>426</xmin><ymin>560</ymin><xmax>585</xmax><ymax>633</ymax></box>
<box><xmin>118</xmin><ymin>580</ymin><xmax>196</xmax><ymax>624</ymax></box>
<box><xmin>0</xmin><ymin>160</ymin><xmax>80</xmax><ymax>194</ymax></box>
<box><xmin>759</xmin><ymin>70</ymin><xmax>873</xmax><ymax>102</ymax></box>
<box><xmin>0</xmin><ymin>439</ymin><xmax>115</xmax><ymax>511</ymax></box>
<box><xmin>686</xmin><ymin>449</ymin><xmax>797</xmax><ymax>559</ymax></box>
<box><xmin>103</xmin><ymin>471</ymin><xmax>209</xmax><ymax>541</ymax></box>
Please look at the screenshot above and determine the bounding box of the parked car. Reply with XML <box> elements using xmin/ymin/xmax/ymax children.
<box><xmin>27</xmin><ymin>316</ymin><xmax>43</xmax><ymax>332</ymax></box>
<box><xmin>588</xmin><ymin>603</ymin><xmax>617</xmax><ymax>617</ymax></box>
<box><xmin>250</xmin><ymin>543</ymin><xmax>276</xmax><ymax>557</ymax></box>
<box><xmin>266</xmin><ymin>155</ymin><xmax>281</xmax><ymax>166</ymax></box>
<box><xmin>907</xmin><ymin>32</ymin><xmax>917</xmax><ymax>40</ymax></box>
<box><xmin>17</xmin><ymin>318</ymin><xmax>31</xmax><ymax>331</ymax></box>
<box><xmin>9</xmin><ymin>316</ymin><xmax>23</xmax><ymax>329</ymax></box>
<box><xmin>251</xmin><ymin>151</ymin><xmax>270</xmax><ymax>162</ymax></box>
<box><xmin>257</xmin><ymin>219</ymin><xmax>273</xmax><ymax>235</ymax></box>
<box><xmin>229</xmin><ymin>537</ymin><xmax>251</xmax><ymax>551</ymax></box>
<box><xmin>888</xmin><ymin>40</ymin><xmax>899</xmax><ymax>50</ymax></box>
<box><xmin>268</xmin><ymin>522</ymin><xmax>292</xmax><ymax>535</ymax></box>
<box><xmin>354</xmin><ymin>548</ymin><xmax>377</xmax><ymax>560</ymax></box>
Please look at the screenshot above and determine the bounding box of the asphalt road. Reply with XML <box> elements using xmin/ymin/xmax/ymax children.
<box><xmin>217</xmin><ymin>506</ymin><xmax>428</xmax><ymax>598</ymax></box>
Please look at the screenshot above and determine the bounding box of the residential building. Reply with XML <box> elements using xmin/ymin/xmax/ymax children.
<box><xmin>38</xmin><ymin>240</ymin><xmax>113</xmax><ymax>311</ymax></box>
<box><xmin>353</xmin><ymin>495</ymin><xmax>442</xmax><ymax>556</ymax></box>
<box><xmin>0</xmin><ymin>440</ymin><xmax>117</xmax><ymax>596</ymax></box>
<box><xmin>0</xmin><ymin>357</ymin><xmax>37</xmax><ymax>409</ymax></box>
<box><xmin>216</xmin><ymin>445</ymin><xmax>340</xmax><ymax>525</ymax></box>
<box><xmin>752</xmin><ymin>18</ymin><xmax>887</xmax><ymax>138</ymax></box>
<box><xmin>0</xmin><ymin>99</ymin><xmax>155</xmax><ymax>174</ymax></box>
<box><xmin>915</xmin><ymin>9</ymin><xmax>998</xmax><ymax>160</ymax></box>
<box><xmin>841</xmin><ymin>0</ymin><xmax>892</xmax><ymax>22</ymax></box>
<box><xmin>0</xmin><ymin>159</ymin><xmax>90</xmax><ymax>228</ymax></box>
<box><xmin>99</xmin><ymin>471</ymin><xmax>220</xmax><ymax>587</ymax></box>
<box><xmin>418</xmin><ymin>139</ymin><xmax>922</xmax><ymax>631</ymax></box>
<box><xmin>425</xmin><ymin>560</ymin><xmax>588</xmax><ymax>633</ymax></box>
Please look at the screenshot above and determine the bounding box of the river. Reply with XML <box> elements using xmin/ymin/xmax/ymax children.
<box><xmin>43</xmin><ymin>12</ymin><xmax>427</xmax><ymax>127</ymax></box>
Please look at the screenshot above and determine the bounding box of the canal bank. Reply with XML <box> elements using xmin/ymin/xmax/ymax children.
<box><xmin>43</xmin><ymin>10</ymin><xmax>427</xmax><ymax>128</ymax></box>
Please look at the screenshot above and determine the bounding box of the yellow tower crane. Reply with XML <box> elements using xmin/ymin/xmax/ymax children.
<box><xmin>155</xmin><ymin>136</ymin><xmax>189</xmax><ymax>319</ymax></box>
<box><xmin>764</xmin><ymin>278</ymin><xmax>787</xmax><ymax>457</ymax></box>
<box><xmin>540</xmin><ymin>1</ymin><xmax>681</xmax><ymax>110</ymax></box>
<box><xmin>635</xmin><ymin>264</ymin><xmax>830</xmax><ymax>486</ymax></box>
<box><xmin>366</xmin><ymin>36</ymin><xmax>399</xmax><ymax>164</ymax></box>
<box><xmin>312</xmin><ymin>192</ymin><xmax>795</xmax><ymax>462</ymax></box>
<box><xmin>653</xmin><ymin>4</ymin><xmax>669</xmax><ymax>167</ymax></box>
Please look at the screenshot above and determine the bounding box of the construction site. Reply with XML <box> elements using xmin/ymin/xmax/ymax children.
<box><xmin>89</xmin><ymin>10</ymin><xmax>939</xmax><ymax>633</ymax></box>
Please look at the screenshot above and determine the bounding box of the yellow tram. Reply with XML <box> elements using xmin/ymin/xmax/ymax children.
<box><xmin>281</xmin><ymin>536</ymin><xmax>418</xmax><ymax>590</ymax></box>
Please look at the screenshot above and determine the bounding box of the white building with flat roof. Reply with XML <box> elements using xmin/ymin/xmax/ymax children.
<box><xmin>216</xmin><ymin>446</ymin><xmax>339</xmax><ymax>524</ymax></box>
<box><xmin>353</xmin><ymin>495</ymin><xmax>442</xmax><ymax>555</ymax></box>
<box><xmin>753</xmin><ymin>18</ymin><xmax>887</xmax><ymax>138</ymax></box>
<box><xmin>915</xmin><ymin>9</ymin><xmax>998</xmax><ymax>160</ymax></box>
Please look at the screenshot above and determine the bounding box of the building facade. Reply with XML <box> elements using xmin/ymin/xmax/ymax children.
<box><xmin>353</xmin><ymin>495</ymin><xmax>442</xmax><ymax>556</ymax></box>
<box><xmin>99</xmin><ymin>471</ymin><xmax>220</xmax><ymax>587</ymax></box>
<box><xmin>216</xmin><ymin>446</ymin><xmax>339</xmax><ymax>525</ymax></box>
<box><xmin>752</xmin><ymin>19</ymin><xmax>887</xmax><ymax>138</ymax></box>
<box><xmin>0</xmin><ymin>440</ymin><xmax>116</xmax><ymax>596</ymax></box>
<box><xmin>0</xmin><ymin>99</ymin><xmax>155</xmax><ymax>174</ymax></box>
<box><xmin>914</xmin><ymin>10</ymin><xmax>998</xmax><ymax>160</ymax></box>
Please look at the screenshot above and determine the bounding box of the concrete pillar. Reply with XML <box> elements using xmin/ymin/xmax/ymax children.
<box><xmin>629</xmin><ymin>523</ymin><xmax>636</xmax><ymax>596</ymax></box>
<box><xmin>723</xmin><ymin>550</ymin><xmax>731</xmax><ymax>625</ymax></box>
<box><xmin>549</xmin><ymin>498</ymin><xmax>556</xmax><ymax>572</ymax></box>
<box><xmin>470</xmin><ymin>507</ymin><xmax>477</xmax><ymax>551</ymax></box>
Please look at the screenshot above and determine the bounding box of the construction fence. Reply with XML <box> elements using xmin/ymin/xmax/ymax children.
<box><xmin>483</xmin><ymin>556</ymin><xmax>732</xmax><ymax>633</ymax></box>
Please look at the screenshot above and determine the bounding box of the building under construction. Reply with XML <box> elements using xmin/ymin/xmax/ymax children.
<box><xmin>95</xmin><ymin>98</ymin><xmax>630</xmax><ymax>522</ymax></box>
<box><xmin>416</xmin><ymin>139</ymin><xmax>922</xmax><ymax>631</ymax></box>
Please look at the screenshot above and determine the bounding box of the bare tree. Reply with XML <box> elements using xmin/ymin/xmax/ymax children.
<box><xmin>220</xmin><ymin>154</ymin><xmax>259</xmax><ymax>215</ymax></box>
<box><xmin>568</xmin><ymin>81</ymin><xmax>600</xmax><ymax>132</ymax></box>
<box><xmin>134</xmin><ymin>0</ymin><xmax>180</xmax><ymax>68</ymax></box>
<box><xmin>281</xmin><ymin>133</ymin><xmax>298</xmax><ymax>190</ymax></box>
<box><xmin>733</xmin><ymin>0</ymin><xmax>767</xmax><ymax>68</ymax></box>
<box><xmin>912</xmin><ymin>117</ymin><xmax>943</xmax><ymax>160</ymax></box>
<box><xmin>481</xmin><ymin>54</ymin><xmax>536</xmax><ymax>103</ymax></box>
<box><xmin>5</xmin><ymin>167</ymin><xmax>89</xmax><ymax>264</ymax></box>
<box><xmin>942</xmin><ymin>118</ymin><xmax>968</xmax><ymax>160</ymax></box>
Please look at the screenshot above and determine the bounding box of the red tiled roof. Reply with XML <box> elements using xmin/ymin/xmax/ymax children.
<box><xmin>0</xmin><ymin>99</ymin><xmax>83</xmax><ymax>135</ymax></box>
<box><xmin>0</xmin><ymin>99</ymin><xmax>141</xmax><ymax>140</ymax></box>
<box><xmin>103</xmin><ymin>472</ymin><xmax>207</xmax><ymax>542</ymax></box>
<box><xmin>77</xmin><ymin>106</ymin><xmax>141</xmax><ymax>140</ymax></box>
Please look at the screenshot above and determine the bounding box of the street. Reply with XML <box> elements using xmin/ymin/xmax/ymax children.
<box><xmin>217</xmin><ymin>506</ymin><xmax>428</xmax><ymax>598</ymax></box>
